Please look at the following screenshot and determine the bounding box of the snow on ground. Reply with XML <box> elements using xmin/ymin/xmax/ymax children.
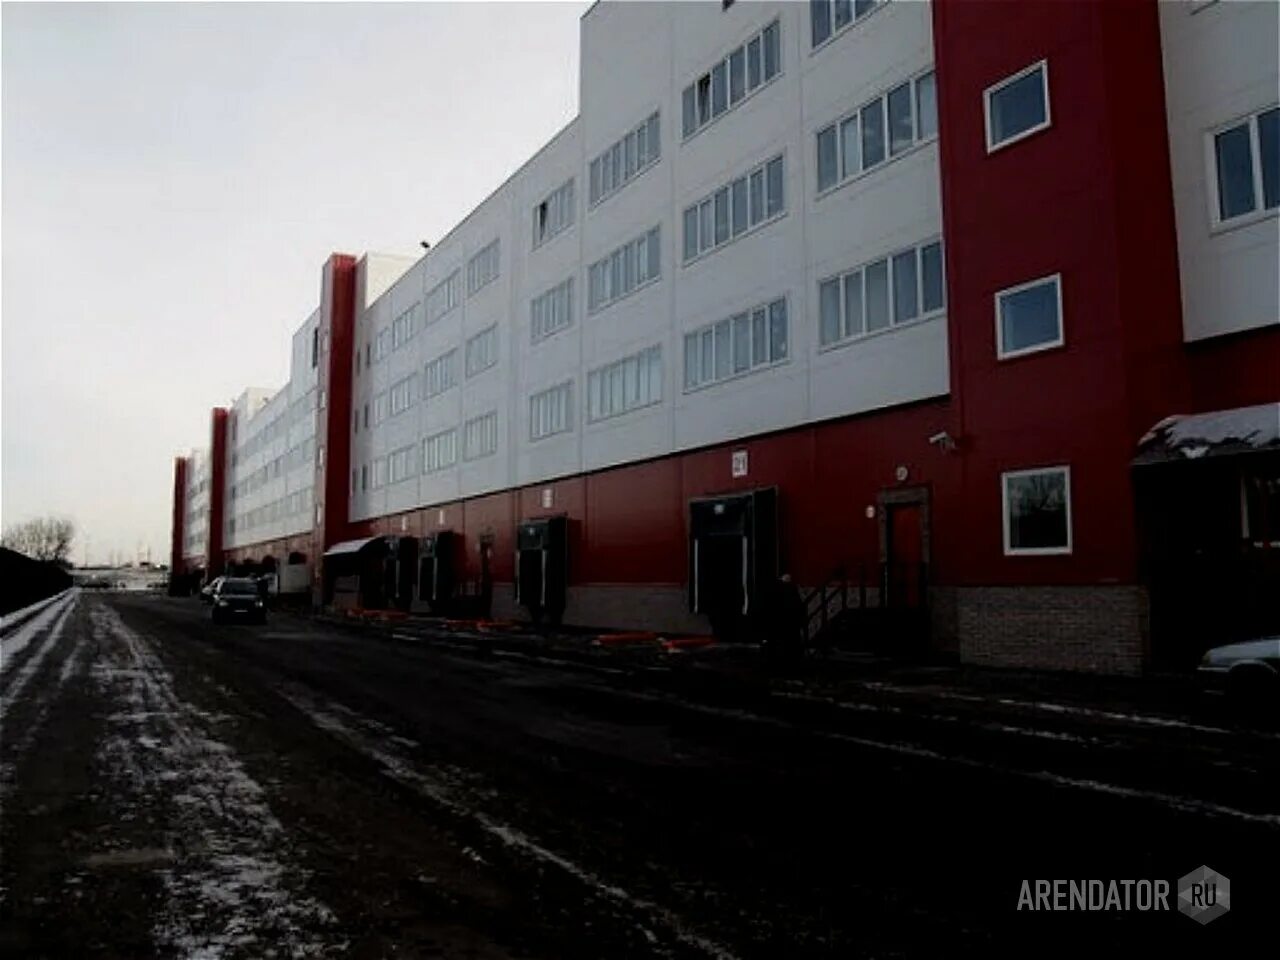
<box><xmin>89</xmin><ymin>601</ymin><xmax>341</xmax><ymax>959</ymax></box>
<box><xmin>0</xmin><ymin>589</ymin><xmax>77</xmax><ymax>678</ymax></box>
<box><xmin>278</xmin><ymin>682</ymin><xmax>740</xmax><ymax>960</ymax></box>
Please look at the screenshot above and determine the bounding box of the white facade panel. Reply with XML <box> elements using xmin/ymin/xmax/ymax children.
<box><xmin>1160</xmin><ymin>0</ymin><xmax>1280</xmax><ymax>342</ymax></box>
<box><xmin>349</xmin><ymin>0</ymin><xmax>946</xmax><ymax>518</ymax></box>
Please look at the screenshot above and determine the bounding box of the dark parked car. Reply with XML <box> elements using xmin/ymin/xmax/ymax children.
<box><xmin>210</xmin><ymin>577</ymin><xmax>267</xmax><ymax>624</ymax></box>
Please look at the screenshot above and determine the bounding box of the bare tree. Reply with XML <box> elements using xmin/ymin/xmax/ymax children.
<box><xmin>1</xmin><ymin>516</ymin><xmax>76</xmax><ymax>566</ymax></box>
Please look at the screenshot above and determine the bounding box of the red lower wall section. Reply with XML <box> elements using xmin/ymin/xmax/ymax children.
<box><xmin>1185</xmin><ymin>325</ymin><xmax>1280</xmax><ymax>414</ymax></box>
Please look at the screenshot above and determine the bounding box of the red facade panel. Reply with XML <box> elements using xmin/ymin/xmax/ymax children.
<box><xmin>1185</xmin><ymin>326</ymin><xmax>1280</xmax><ymax>414</ymax></box>
<box><xmin>206</xmin><ymin>408</ymin><xmax>228</xmax><ymax>579</ymax></box>
<box><xmin>169</xmin><ymin>456</ymin><xmax>187</xmax><ymax>576</ymax></box>
<box><xmin>932</xmin><ymin>0</ymin><xmax>1186</xmax><ymax>586</ymax></box>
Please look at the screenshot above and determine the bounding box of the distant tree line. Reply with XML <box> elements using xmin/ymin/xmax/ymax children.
<box><xmin>1</xmin><ymin>516</ymin><xmax>75</xmax><ymax>568</ymax></box>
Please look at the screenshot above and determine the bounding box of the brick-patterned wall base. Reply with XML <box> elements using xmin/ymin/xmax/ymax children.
<box><xmin>495</xmin><ymin>583</ymin><xmax>708</xmax><ymax>635</ymax></box>
<box><xmin>956</xmin><ymin>585</ymin><xmax>1148</xmax><ymax>675</ymax></box>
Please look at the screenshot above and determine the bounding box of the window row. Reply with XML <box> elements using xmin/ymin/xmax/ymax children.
<box><xmin>586</xmin><ymin>345</ymin><xmax>663</xmax><ymax>424</ymax></box>
<box><xmin>587</xmin><ymin>226</ymin><xmax>662</xmax><ymax>314</ymax></box>
<box><xmin>590</xmin><ymin>112</ymin><xmax>660</xmax><ymax>207</ymax></box>
<box><xmin>232</xmin><ymin>486</ymin><xmax>313</xmax><ymax>534</ymax></box>
<box><xmin>810</xmin><ymin>0</ymin><xmax>881</xmax><ymax>49</ymax></box>
<box><xmin>1212</xmin><ymin>106</ymin><xmax>1279</xmax><ymax>224</ymax></box>
<box><xmin>466</xmin><ymin>239</ymin><xmax>500</xmax><ymax>296</ymax></box>
<box><xmin>424</xmin><ymin>428</ymin><xmax>458</xmax><ymax>474</ymax></box>
<box><xmin>389</xmin><ymin>374</ymin><xmax>416</xmax><ymax>417</ymax></box>
<box><xmin>426</xmin><ymin>270</ymin><xmax>461</xmax><ymax>325</ymax></box>
<box><xmin>684</xmin><ymin>297</ymin><xmax>789</xmax><ymax>392</ymax></box>
<box><xmin>683</xmin><ymin>154</ymin><xmax>785</xmax><ymax>263</ymax></box>
<box><xmin>682</xmin><ymin>19</ymin><xmax>781</xmax><ymax>139</ymax></box>
<box><xmin>530</xmin><ymin>381</ymin><xmax>573</xmax><ymax>441</ymax></box>
<box><xmin>532</xmin><ymin>277</ymin><xmax>575</xmax><ymax>343</ymax></box>
<box><xmin>816</xmin><ymin>70</ymin><xmax>936</xmax><ymax>192</ymax></box>
<box><xmin>466</xmin><ymin>324</ymin><xmax>499</xmax><ymax>377</ymax></box>
<box><xmin>392</xmin><ymin>302</ymin><xmax>423</xmax><ymax>351</ymax></box>
<box><xmin>819</xmin><ymin>239</ymin><xmax>944</xmax><ymax>348</ymax></box>
<box><xmin>533</xmin><ymin>178</ymin><xmax>575</xmax><ymax>249</ymax></box>
<box><xmin>232</xmin><ymin>436</ymin><xmax>316</xmax><ymax>500</ymax></box>
<box><xmin>235</xmin><ymin>395</ymin><xmax>313</xmax><ymax>461</ymax></box>
<box><xmin>424</xmin><ymin>349</ymin><xmax>459</xmax><ymax>399</ymax></box>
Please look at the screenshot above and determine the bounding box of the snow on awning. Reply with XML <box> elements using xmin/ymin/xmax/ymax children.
<box><xmin>323</xmin><ymin>537</ymin><xmax>380</xmax><ymax>558</ymax></box>
<box><xmin>1134</xmin><ymin>402</ymin><xmax>1280</xmax><ymax>465</ymax></box>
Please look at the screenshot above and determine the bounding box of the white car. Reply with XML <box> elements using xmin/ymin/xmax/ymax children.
<box><xmin>1198</xmin><ymin>637</ymin><xmax>1280</xmax><ymax>706</ymax></box>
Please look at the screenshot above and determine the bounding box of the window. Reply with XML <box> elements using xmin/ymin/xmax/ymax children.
<box><xmin>467</xmin><ymin>239</ymin><xmax>500</xmax><ymax>295</ymax></box>
<box><xmin>995</xmin><ymin>273</ymin><xmax>1063</xmax><ymax>359</ymax></box>
<box><xmin>373</xmin><ymin>392</ymin><xmax>389</xmax><ymax>424</ymax></box>
<box><xmin>590</xmin><ymin>112</ymin><xmax>660</xmax><ymax>207</ymax></box>
<box><xmin>423</xmin><ymin>429</ymin><xmax>457</xmax><ymax>474</ymax></box>
<box><xmin>682</xmin><ymin>20</ymin><xmax>780</xmax><ymax>139</ymax></box>
<box><xmin>985</xmin><ymin>60</ymin><xmax>1050</xmax><ymax>151</ymax></box>
<box><xmin>425</xmin><ymin>270</ymin><xmax>461</xmax><ymax>325</ymax></box>
<box><xmin>810</xmin><ymin>0</ymin><xmax>880</xmax><ymax>49</ymax></box>
<box><xmin>1210</xmin><ymin>107</ymin><xmax>1279</xmax><ymax>224</ymax></box>
<box><xmin>463</xmin><ymin>410</ymin><xmax>498</xmax><ymax>460</ymax></box>
<box><xmin>310</xmin><ymin>328</ymin><xmax>319</xmax><ymax>368</ymax></box>
<box><xmin>587</xmin><ymin>226</ymin><xmax>661</xmax><ymax>313</ymax></box>
<box><xmin>374</xmin><ymin>328</ymin><xmax>391</xmax><ymax>362</ymax></box>
<box><xmin>1002</xmin><ymin>467</ymin><xmax>1072</xmax><ymax>555</ymax></box>
<box><xmin>684</xmin><ymin>154</ymin><xmax>785</xmax><ymax>263</ymax></box>
<box><xmin>424</xmin><ymin>349</ymin><xmax>459</xmax><ymax>398</ymax></box>
<box><xmin>684</xmin><ymin>297</ymin><xmax>788</xmax><ymax>391</ymax></box>
<box><xmin>819</xmin><ymin>240</ymin><xmax>945</xmax><ymax>348</ymax></box>
<box><xmin>389</xmin><ymin>375</ymin><xmax>416</xmax><ymax>417</ymax></box>
<box><xmin>531</xmin><ymin>277</ymin><xmax>574</xmax><ymax>342</ymax></box>
<box><xmin>388</xmin><ymin>445</ymin><xmax>418</xmax><ymax>484</ymax></box>
<box><xmin>465</xmin><ymin>324</ymin><xmax>498</xmax><ymax>377</ymax></box>
<box><xmin>534</xmin><ymin>178</ymin><xmax>575</xmax><ymax>247</ymax></box>
<box><xmin>814</xmin><ymin>71</ymin><xmax>938</xmax><ymax>195</ymax></box>
<box><xmin>391</xmin><ymin>303</ymin><xmax>421</xmax><ymax>350</ymax></box>
<box><xmin>530</xmin><ymin>381</ymin><xmax>573</xmax><ymax>441</ymax></box>
<box><xmin>587</xmin><ymin>345</ymin><xmax>662</xmax><ymax>423</ymax></box>
<box><xmin>371</xmin><ymin>457</ymin><xmax>388</xmax><ymax>489</ymax></box>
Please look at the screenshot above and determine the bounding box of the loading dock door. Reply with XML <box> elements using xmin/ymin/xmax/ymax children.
<box><xmin>689</xmin><ymin>488</ymin><xmax>778</xmax><ymax>639</ymax></box>
<box><xmin>419</xmin><ymin>530</ymin><xmax>457</xmax><ymax>609</ymax></box>
<box><xmin>515</xmin><ymin>516</ymin><xmax>568</xmax><ymax>621</ymax></box>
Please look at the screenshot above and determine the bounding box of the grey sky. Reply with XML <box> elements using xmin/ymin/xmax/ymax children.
<box><xmin>2</xmin><ymin>1</ymin><xmax>588</xmax><ymax>565</ymax></box>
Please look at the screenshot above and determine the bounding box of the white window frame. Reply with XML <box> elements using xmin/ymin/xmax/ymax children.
<box><xmin>1204</xmin><ymin>106</ymin><xmax>1279</xmax><ymax>231</ymax></box>
<box><xmin>682</xmin><ymin>20</ymin><xmax>782</xmax><ymax>143</ymax></box>
<box><xmin>818</xmin><ymin>238</ymin><xmax>946</xmax><ymax>352</ymax></box>
<box><xmin>683</xmin><ymin>153</ymin><xmax>786</xmax><ymax>266</ymax></box>
<box><xmin>809</xmin><ymin>0</ymin><xmax>886</xmax><ymax>54</ymax></box>
<box><xmin>984</xmin><ymin>59</ymin><xmax>1051</xmax><ymax>153</ymax></box>
<box><xmin>465</xmin><ymin>324</ymin><xmax>499</xmax><ymax>377</ymax></box>
<box><xmin>683</xmin><ymin>295</ymin><xmax>790</xmax><ymax>393</ymax></box>
<box><xmin>1001</xmin><ymin>465</ymin><xmax>1073</xmax><ymax>557</ymax></box>
<box><xmin>816</xmin><ymin>68</ymin><xmax>937</xmax><ymax>198</ymax></box>
<box><xmin>994</xmin><ymin>272</ymin><xmax>1064</xmax><ymax>360</ymax></box>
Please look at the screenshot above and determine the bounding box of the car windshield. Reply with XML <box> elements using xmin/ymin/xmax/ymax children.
<box><xmin>221</xmin><ymin>580</ymin><xmax>258</xmax><ymax>596</ymax></box>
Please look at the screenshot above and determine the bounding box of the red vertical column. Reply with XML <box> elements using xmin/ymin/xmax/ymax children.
<box><xmin>311</xmin><ymin>254</ymin><xmax>358</xmax><ymax>599</ymax></box>
<box><xmin>930</xmin><ymin>0</ymin><xmax>1186</xmax><ymax>587</ymax></box>
<box><xmin>168</xmin><ymin>457</ymin><xmax>188</xmax><ymax>594</ymax></box>
<box><xmin>206</xmin><ymin>408</ymin><xmax>229</xmax><ymax>579</ymax></box>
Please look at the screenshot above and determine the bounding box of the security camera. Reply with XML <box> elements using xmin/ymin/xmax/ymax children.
<box><xmin>928</xmin><ymin>431</ymin><xmax>950</xmax><ymax>446</ymax></box>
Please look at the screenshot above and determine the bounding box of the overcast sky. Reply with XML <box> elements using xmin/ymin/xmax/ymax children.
<box><xmin>2</xmin><ymin>1</ymin><xmax>588</xmax><ymax>565</ymax></box>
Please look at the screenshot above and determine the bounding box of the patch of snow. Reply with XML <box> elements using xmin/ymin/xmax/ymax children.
<box><xmin>0</xmin><ymin>590</ymin><xmax>77</xmax><ymax>677</ymax></box>
<box><xmin>88</xmin><ymin>601</ymin><xmax>339</xmax><ymax>958</ymax></box>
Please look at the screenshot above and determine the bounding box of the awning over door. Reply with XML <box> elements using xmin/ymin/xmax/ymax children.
<box><xmin>323</xmin><ymin>537</ymin><xmax>379</xmax><ymax>558</ymax></box>
<box><xmin>1134</xmin><ymin>403</ymin><xmax>1280</xmax><ymax>466</ymax></box>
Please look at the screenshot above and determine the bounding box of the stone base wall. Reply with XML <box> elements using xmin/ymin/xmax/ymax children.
<box><xmin>955</xmin><ymin>585</ymin><xmax>1148</xmax><ymax>675</ymax></box>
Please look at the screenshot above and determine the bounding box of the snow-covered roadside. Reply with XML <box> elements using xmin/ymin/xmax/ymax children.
<box><xmin>89</xmin><ymin>601</ymin><xmax>341</xmax><ymax>958</ymax></box>
<box><xmin>0</xmin><ymin>589</ymin><xmax>77</xmax><ymax>678</ymax></box>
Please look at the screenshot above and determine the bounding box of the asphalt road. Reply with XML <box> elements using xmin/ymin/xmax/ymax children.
<box><xmin>1</xmin><ymin>590</ymin><xmax>1274</xmax><ymax>957</ymax></box>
